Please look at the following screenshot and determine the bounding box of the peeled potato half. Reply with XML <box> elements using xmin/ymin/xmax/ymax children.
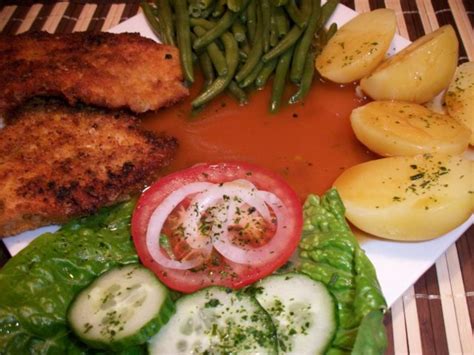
<box><xmin>351</xmin><ymin>101</ymin><xmax>470</xmax><ymax>156</ymax></box>
<box><xmin>316</xmin><ymin>9</ymin><xmax>396</xmax><ymax>83</ymax></box>
<box><xmin>445</xmin><ymin>61</ymin><xmax>474</xmax><ymax>145</ymax></box>
<box><xmin>360</xmin><ymin>25</ymin><xmax>458</xmax><ymax>103</ymax></box>
<box><xmin>333</xmin><ymin>154</ymin><xmax>473</xmax><ymax>241</ymax></box>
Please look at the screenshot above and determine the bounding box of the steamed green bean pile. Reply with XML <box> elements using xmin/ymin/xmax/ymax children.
<box><xmin>142</xmin><ymin>0</ymin><xmax>339</xmax><ymax>112</ymax></box>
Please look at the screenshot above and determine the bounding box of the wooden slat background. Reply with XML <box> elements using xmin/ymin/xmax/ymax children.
<box><xmin>0</xmin><ymin>1</ymin><xmax>472</xmax><ymax>354</ymax></box>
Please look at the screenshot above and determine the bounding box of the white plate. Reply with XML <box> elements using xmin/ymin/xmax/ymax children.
<box><xmin>3</xmin><ymin>4</ymin><xmax>473</xmax><ymax>307</ymax></box>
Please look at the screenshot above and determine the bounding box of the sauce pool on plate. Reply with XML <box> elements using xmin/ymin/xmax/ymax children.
<box><xmin>142</xmin><ymin>78</ymin><xmax>376</xmax><ymax>199</ymax></box>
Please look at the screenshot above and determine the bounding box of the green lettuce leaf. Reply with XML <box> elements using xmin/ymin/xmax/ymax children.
<box><xmin>351</xmin><ymin>310</ymin><xmax>387</xmax><ymax>355</ymax></box>
<box><xmin>298</xmin><ymin>189</ymin><xmax>387</xmax><ymax>354</ymax></box>
<box><xmin>0</xmin><ymin>201</ymin><xmax>139</xmax><ymax>354</ymax></box>
<box><xmin>0</xmin><ymin>189</ymin><xmax>388</xmax><ymax>354</ymax></box>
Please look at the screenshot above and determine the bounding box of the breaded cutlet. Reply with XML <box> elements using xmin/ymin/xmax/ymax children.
<box><xmin>0</xmin><ymin>99</ymin><xmax>178</xmax><ymax>238</ymax></box>
<box><xmin>0</xmin><ymin>31</ymin><xmax>189</xmax><ymax>116</ymax></box>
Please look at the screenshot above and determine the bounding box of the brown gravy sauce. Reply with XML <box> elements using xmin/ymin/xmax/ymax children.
<box><xmin>142</xmin><ymin>78</ymin><xmax>376</xmax><ymax>200</ymax></box>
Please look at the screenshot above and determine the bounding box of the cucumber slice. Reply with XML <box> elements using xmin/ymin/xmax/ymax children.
<box><xmin>254</xmin><ymin>273</ymin><xmax>336</xmax><ymax>354</ymax></box>
<box><xmin>148</xmin><ymin>287</ymin><xmax>278</xmax><ymax>354</ymax></box>
<box><xmin>67</xmin><ymin>264</ymin><xmax>174</xmax><ymax>351</ymax></box>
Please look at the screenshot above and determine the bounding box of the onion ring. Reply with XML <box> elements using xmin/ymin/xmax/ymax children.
<box><xmin>182</xmin><ymin>179</ymin><xmax>271</xmax><ymax>248</ymax></box>
<box><xmin>146</xmin><ymin>182</ymin><xmax>213</xmax><ymax>270</ymax></box>
<box><xmin>212</xmin><ymin>190</ymin><xmax>289</xmax><ymax>266</ymax></box>
<box><xmin>146</xmin><ymin>179</ymin><xmax>289</xmax><ymax>270</ymax></box>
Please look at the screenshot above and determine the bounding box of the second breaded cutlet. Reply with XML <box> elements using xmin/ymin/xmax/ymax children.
<box><xmin>0</xmin><ymin>100</ymin><xmax>178</xmax><ymax>238</ymax></box>
<box><xmin>0</xmin><ymin>31</ymin><xmax>189</xmax><ymax>116</ymax></box>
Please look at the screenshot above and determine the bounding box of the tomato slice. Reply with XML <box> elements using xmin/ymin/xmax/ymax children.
<box><xmin>131</xmin><ymin>162</ymin><xmax>303</xmax><ymax>293</ymax></box>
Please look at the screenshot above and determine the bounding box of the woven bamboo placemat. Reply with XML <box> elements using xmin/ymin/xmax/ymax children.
<box><xmin>0</xmin><ymin>1</ymin><xmax>472</xmax><ymax>354</ymax></box>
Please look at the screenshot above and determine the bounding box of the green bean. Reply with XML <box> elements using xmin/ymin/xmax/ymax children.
<box><xmin>174</xmin><ymin>0</ymin><xmax>194</xmax><ymax>83</ymax></box>
<box><xmin>308</xmin><ymin>0</ymin><xmax>338</xmax><ymax>51</ymax></box>
<box><xmin>262</xmin><ymin>24</ymin><xmax>303</xmax><ymax>62</ymax></box>
<box><xmin>189</xmin><ymin>0</ymin><xmax>215</xmax><ymax>17</ymax></box>
<box><xmin>212</xmin><ymin>0</ymin><xmax>227</xmax><ymax>17</ymax></box>
<box><xmin>270</xmin><ymin>19</ymin><xmax>278</xmax><ymax>47</ymax></box>
<box><xmin>190</xmin><ymin>32</ymin><xmax>200</xmax><ymax>65</ymax></box>
<box><xmin>141</xmin><ymin>1</ymin><xmax>164</xmax><ymax>40</ymax></box>
<box><xmin>315</xmin><ymin>27</ymin><xmax>327</xmax><ymax>48</ymax></box>
<box><xmin>273</xmin><ymin>6</ymin><xmax>289</xmax><ymax>38</ymax></box>
<box><xmin>261</xmin><ymin>0</ymin><xmax>271</xmax><ymax>53</ymax></box>
<box><xmin>270</xmin><ymin>46</ymin><xmax>294</xmax><ymax>113</ymax></box>
<box><xmin>241</xmin><ymin>40</ymin><xmax>251</xmax><ymax>52</ymax></box>
<box><xmin>189</xmin><ymin>3</ymin><xmax>202</xmax><ymax>17</ymax></box>
<box><xmin>284</xmin><ymin>0</ymin><xmax>311</xmax><ymax>28</ymax></box>
<box><xmin>235</xmin><ymin>3</ymin><xmax>263</xmax><ymax>82</ymax></box>
<box><xmin>239</xmin><ymin>49</ymin><xmax>248</xmax><ymax>61</ymax></box>
<box><xmin>301</xmin><ymin>0</ymin><xmax>312</xmax><ymax>16</ymax></box>
<box><xmin>193</xmin><ymin>3</ymin><xmax>248</xmax><ymax>50</ymax></box>
<box><xmin>246</xmin><ymin>0</ymin><xmax>257</xmax><ymax>44</ymax></box>
<box><xmin>290</xmin><ymin>0</ymin><xmax>320</xmax><ymax>83</ymax></box>
<box><xmin>201</xmin><ymin>5</ymin><xmax>216</xmax><ymax>18</ymax></box>
<box><xmin>255</xmin><ymin>58</ymin><xmax>277</xmax><ymax>88</ymax></box>
<box><xmin>192</xmin><ymin>32</ymin><xmax>239</xmax><ymax>108</ymax></box>
<box><xmin>239</xmin><ymin>40</ymin><xmax>251</xmax><ymax>62</ymax></box>
<box><xmin>289</xmin><ymin>50</ymin><xmax>315</xmax><ymax>104</ymax></box>
<box><xmin>239</xmin><ymin>61</ymin><xmax>263</xmax><ymax>88</ymax></box>
<box><xmin>313</xmin><ymin>25</ymin><xmax>331</xmax><ymax>51</ymax></box>
<box><xmin>198</xmin><ymin>51</ymin><xmax>215</xmax><ymax>87</ymax></box>
<box><xmin>239</xmin><ymin>10</ymin><xmax>247</xmax><ymax>23</ymax></box>
<box><xmin>326</xmin><ymin>22</ymin><xmax>338</xmax><ymax>41</ymax></box>
<box><xmin>227</xmin><ymin>0</ymin><xmax>244</xmax><ymax>12</ymax></box>
<box><xmin>155</xmin><ymin>0</ymin><xmax>176</xmax><ymax>45</ymax></box>
<box><xmin>198</xmin><ymin>0</ymin><xmax>215</xmax><ymax>10</ymax></box>
<box><xmin>271</xmin><ymin>0</ymin><xmax>289</xmax><ymax>6</ymax></box>
<box><xmin>319</xmin><ymin>0</ymin><xmax>339</xmax><ymax>29</ymax></box>
<box><xmin>190</xmin><ymin>17</ymin><xmax>216</xmax><ymax>30</ymax></box>
<box><xmin>311</xmin><ymin>24</ymin><xmax>336</xmax><ymax>63</ymax></box>
<box><xmin>227</xmin><ymin>81</ymin><xmax>248</xmax><ymax>104</ymax></box>
<box><xmin>151</xmin><ymin>3</ymin><xmax>160</xmax><ymax>17</ymax></box>
<box><xmin>232</xmin><ymin>19</ymin><xmax>247</xmax><ymax>42</ymax></box>
<box><xmin>193</xmin><ymin>26</ymin><xmax>228</xmax><ymax>76</ymax></box>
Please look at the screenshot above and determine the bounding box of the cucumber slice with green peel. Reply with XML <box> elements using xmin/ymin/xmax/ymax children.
<box><xmin>67</xmin><ymin>264</ymin><xmax>175</xmax><ymax>351</ymax></box>
<box><xmin>148</xmin><ymin>287</ymin><xmax>278</xmax><ymax>354</ymax></box>
<box><xmin>254</xmin><ymin>273</ymin><xmax>337</xmax><ymax>354</ymax></box>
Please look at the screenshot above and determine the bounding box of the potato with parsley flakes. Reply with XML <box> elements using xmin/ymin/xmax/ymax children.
<box><xmin>360</xmin><ymin>25</ymin><xmax>458</xmax><ymax>103</ymax></box>
<box><xmin>315</xmin><ymin>9</ymin><xmax>396</xmax><ymax>84</ymax></box>
<box><xmin>445</xmin><ymin>61</ymin><xmax>474</xmax><ymax>145</ymax></box>
<box><xmin>333</xmin><ymin>154</ymin><xmax>473</xmax><ymax>241</ymax></box>
<box><xmin>350</xmin><ymin>101</ymin><xmax>470</xmax><ymax>156</ymax></box>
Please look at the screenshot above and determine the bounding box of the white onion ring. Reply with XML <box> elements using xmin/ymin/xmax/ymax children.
<box><xmin>146</xmin><ymin>182</ymin><xmax>214</xmax><ymax>270</ymax></box>
<box><xmin>146</xmin><ymin>179</ymin><xmax>288</xmax><ymax>270</ymax></box>
<box><xmin>212</xmin><ymin>190</ymin><xmax>288</xmax><ymax>266</ymax></box>
<box><xmin>182</xmin><ymin>179</ymin><xmax>271</xmax><ymax>249</ymax></box>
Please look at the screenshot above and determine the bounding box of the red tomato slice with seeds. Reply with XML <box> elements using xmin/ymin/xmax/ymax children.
<box><xmin>131</xmin><ymin>162</ymin><xmax>303</xmax><ymax>293</ymax></box>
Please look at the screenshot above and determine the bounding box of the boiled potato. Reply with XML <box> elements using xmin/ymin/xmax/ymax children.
<box><xmin>445</xmin><ymin>61</ymin><xmax>474</xmax><ymax>145</ymax></box>
<box><xmin>315</xmin><ymin>9</ymin><xmax>396</xmax><ymax>83</ymax></box>
<box><xmin>333</xmin><ymin>154</ymin><xmax>473</xmax><ymax>241</ymax></box>
<box><xmin>351</xmin><ymin>101</ymin><xmax>470</xmax><ymax>156</ymax></box>
<box><xmin>360</xmin><ymin>25</ymin><xmax>458</xmax><ymax>103</ymax></box>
